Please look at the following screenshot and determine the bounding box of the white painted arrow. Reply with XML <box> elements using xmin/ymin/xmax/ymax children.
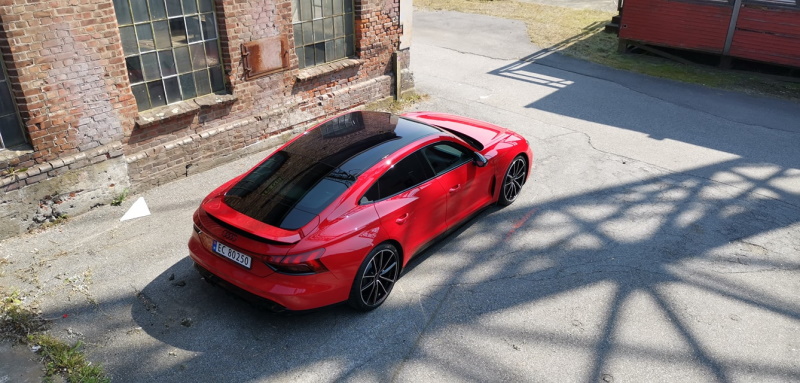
<box><xmin>120</xmin><ymin>197</ymin><xmax>151</xmax><ymax>221</ymax></box>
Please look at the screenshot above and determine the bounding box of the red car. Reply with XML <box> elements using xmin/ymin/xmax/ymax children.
<box><xmin>188</xmin><ymin>111</ymin><xmax>532</xmax><ymax>312</ymax></box>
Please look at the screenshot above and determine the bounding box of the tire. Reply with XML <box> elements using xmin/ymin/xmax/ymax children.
<box><xmin>348</xmin><ymin>243</ymin><xmax>400</xmax><ymax>311</ymax></box>
<box><xmin>498</xmin><ymin>155</ymin><xmax>527</xmax><ymax>206</ymax></box>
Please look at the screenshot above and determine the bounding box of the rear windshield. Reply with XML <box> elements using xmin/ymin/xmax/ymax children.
<box><xmin>223</xmin><ymin>112</ymin><xmax>440</xmax><ymax>230</ymax></box>
<box><xmin>224</xmin><ymin>151</ymin><xmax>355</xmax><ymax>230</ymax></box>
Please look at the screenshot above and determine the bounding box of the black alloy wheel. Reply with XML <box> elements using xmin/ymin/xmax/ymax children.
<box><xmin>349</xmin><ymin>243</ymin><xmax>400</xmax><ymax>311</ymax></box>
<box><xmin>499</xmin><ymin>155</ymin><xmax>527</xmax><ymax>206</ymax></box>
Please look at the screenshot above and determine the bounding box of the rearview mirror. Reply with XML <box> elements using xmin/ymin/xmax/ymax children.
<box><xmin>473</xmin><ymin>152</ymin><xmax>488</xmax><ymax>167</ymax></box>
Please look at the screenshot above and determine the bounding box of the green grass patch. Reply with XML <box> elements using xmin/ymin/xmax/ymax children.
<box><xmin>2</xmin><ymin>289</ymin><xmax>110</xmax><ymax>383</ymax></box>
<box><xmin>30</xmin><ymin>335</ymin><xmax>110</xmax><ymax>383</ymax></box>
<box><xmin>415</xmin><ymin>0</ymin><xmax>800</xmax><ymax>102</ymax></box>
<box><xmin>111</xmin><ymin>188</ymin><xmax>130</xmax><ymax>207</ymax></box>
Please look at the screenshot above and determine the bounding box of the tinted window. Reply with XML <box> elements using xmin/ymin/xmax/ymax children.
<box><xmin>224</xmin><ymin>151</ymin><xmax>356</xmax><ymax>230</ymax></box>
<box><xmin>422</xmin><ymin>142</ymin><xmax>472</xmax><ymax>174</ymax></box>
<box><xmin>362</xmin><ymin>152</ymin><xmax>434</xmax><ymax>203</ymax></box>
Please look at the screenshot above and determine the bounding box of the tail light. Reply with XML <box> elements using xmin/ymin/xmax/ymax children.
<box><xmin>195</xmin><ymin>225</ymin><xmax>216</xmax><ymax>252</ymax></box>
<box><xmin>264</xmin><ymin>248</ymin><xmax>328</xmax><ymax>275</ymax></box>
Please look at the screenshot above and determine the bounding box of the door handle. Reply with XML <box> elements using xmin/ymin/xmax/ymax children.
<box><xmin>449</xmin><ymin>184</ymin><xmax>461</xmax><ymax>193</ymax></box>
<box><xmin>396</xmin><ymin>213</ymin><xmax>409</xmax><ymax>225</ymax></box>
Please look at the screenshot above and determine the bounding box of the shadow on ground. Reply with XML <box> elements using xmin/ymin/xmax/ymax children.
<box><xmin>41</xmin><ymin>153</ymin><xmax>800</xmax><ymax>382</ymax></box>
<box><xmin>27</xmin><ymin>32</ymin><xmax>800</xmax><ymax>382</ymax></box>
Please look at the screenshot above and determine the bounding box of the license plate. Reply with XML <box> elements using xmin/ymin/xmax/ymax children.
<box><xmin>212</xmin><ymin>240</ymin><xmax>252</xmax><ymax>269</ymax></box>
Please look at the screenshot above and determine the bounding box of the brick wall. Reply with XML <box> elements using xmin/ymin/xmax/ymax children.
<box><xmin>0</xmin><ymin>0</ymin><xmax>410</xmax><ymax>239</ymax></box>
<box><xmin>0</xmin><ymin>0</ymin><xmax>137</xmax><ymax>163</ymax></box>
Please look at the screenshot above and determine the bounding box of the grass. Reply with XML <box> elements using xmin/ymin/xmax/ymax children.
<box><xmin>365</xmin><ymin>91</ymin><xmax>429</xmax><ymax>113</ymax></box>
<box><xmin>111</xmin><ymin>188</ymin><xmax>129</xmax><ymax>206</ymax></box>
<box><xmin>415</xmin><ymin>0</ymin><xmax>800</xmax><ymax>102</ymax></box>
<box><xmin>1</xmin><ymin>289</ymin><xmax>110</xmax><ymax>383</ymax></box>
<box><xmin>0</xmin><ymin>290</ymin><xmax>45</xmax><ymax>338</ymax></box>
<box><xmin>30</xmin><ymin>335</ymin><xmax>109</xmax><ymax>383</ymax></box>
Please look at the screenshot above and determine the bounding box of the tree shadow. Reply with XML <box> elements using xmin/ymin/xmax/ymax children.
<box><xmin>51</xmin><ymin>151</ymin><xmax>795</xmax><ymax>382</ymax></box>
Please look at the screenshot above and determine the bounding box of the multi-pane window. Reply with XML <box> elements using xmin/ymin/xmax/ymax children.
<box><xmin>292</xmin><ymin>0</ymin><xmax>355</xmax><ymax>69</ymax></box>
<box><xmin>113</xmin><ymin>0</ymin><xmax>225</xmax><ymax>111</ymax></box>
<box><xmin>0</xmin><ymin>59</ymin><xmax>26</xmax><ymax>150</ymax></box>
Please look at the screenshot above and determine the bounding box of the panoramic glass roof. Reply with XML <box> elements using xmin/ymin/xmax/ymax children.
<box><xmin>224</xmin><ymin>111</ymin><xmax>442</xmax><ymax>230</ymax></box>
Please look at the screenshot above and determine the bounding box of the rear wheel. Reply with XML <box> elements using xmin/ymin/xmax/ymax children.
<box><xmin>498</xmin><ymin>155</ymin><xmax>527</xmax><ymax>206</ymax></box>
<box><xmin>348</xmin><ymin>243</ymin><xmax>400</xmax><ymax>311</ymax></box>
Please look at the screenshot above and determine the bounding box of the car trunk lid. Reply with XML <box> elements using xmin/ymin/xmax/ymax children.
<box><xmin>403</xmin><ymin>111</ymin><xmax>509</xmax><ymax>149</ymax></box>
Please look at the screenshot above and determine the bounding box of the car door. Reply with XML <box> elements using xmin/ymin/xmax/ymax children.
<box><xmin>363</xmin><ymin>151</ymin><xmax>448</xmax><ymax>259</ymax></box>
<box><xmin>421</xmin><ymin>142</ymin><xmax>494</xmax><ymax>225</ymax></box>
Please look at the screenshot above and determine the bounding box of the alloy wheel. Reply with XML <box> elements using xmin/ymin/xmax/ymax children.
<box><xmin>358</xmin><ymin>248</ymin><xmax>399</xmax><ymax>307</ymax></box>
<box><xmin>502</xmin><ymin>157</ymin><xmax>526</xmax><ymax>204</ymax></box>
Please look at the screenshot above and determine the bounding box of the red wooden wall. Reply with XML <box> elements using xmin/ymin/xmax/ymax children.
<box><xmin>619</xmin><ymin>0</ymin><xmax>732</xmax><ymax>53</ymax></box>
<box><xmin>619</xmin><ymin>0</ymin><xmax>800</xmax><ymax>69</ymax></box>
<box><xmin>730</xmin><ymin>5</ymin><xmax>800</xmax><ymax>68</ymax></box>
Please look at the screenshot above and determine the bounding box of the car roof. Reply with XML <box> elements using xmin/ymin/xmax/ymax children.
<box><xmin>285</xmin><ymin>111</ymin><xmax>443</xmax><ymax>176</ymax></box>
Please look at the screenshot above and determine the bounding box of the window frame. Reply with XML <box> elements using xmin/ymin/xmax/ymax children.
<box><xmin>421</xmin><ymin>142</ymin><xmax>474</xmax><ymax>176</ymax></box>
<box><xmin>0</xmin><ymin>57</ymin><xmax>26</xmax><ymax>150</ymax></box>
<box><xmin>360</xmin><ymin>151</ymin><xmax>437</xmax><ymax>204</ymax></box>
<box><xmin>113</xmin><ymin>0</ymin><xmax>226</xmax><ymax>111</ymax></box>
<box><xmin>291</xmin><ymin>0</ymin><xmax>356</xmax><ymax>69</ymax></box>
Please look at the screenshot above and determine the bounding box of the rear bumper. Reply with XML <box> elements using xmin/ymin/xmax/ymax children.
<box><xmin>188</xmin><ymin>236</ymin><xmax>350</xmax><ymax>311</ymax></box>
<box><xmin>194</xmin><ymin>262</ymin><xmax>289</xmax><ymax>313</ymax></box>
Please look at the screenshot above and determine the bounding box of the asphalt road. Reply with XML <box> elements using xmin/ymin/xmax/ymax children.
<box><xmin>2</xmin><ymin>10</ymin><xmax>800</xmax><ymax>383</ymax></box>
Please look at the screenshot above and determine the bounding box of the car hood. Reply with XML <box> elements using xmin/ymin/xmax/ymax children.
<box><xmin>402</xmin><ymin>111</ymin><xmax>509</xmax><ymax>149</ymax></box>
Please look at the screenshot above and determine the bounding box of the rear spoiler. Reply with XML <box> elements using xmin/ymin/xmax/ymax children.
<box><xmin>202</xmin><ymin>195</ymin><xmax>303</xmax><ymax>244</ymax></box>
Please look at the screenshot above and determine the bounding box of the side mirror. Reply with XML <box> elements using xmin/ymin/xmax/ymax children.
<box><xmin>473</xmin><ymin>152</ymin><xmax>488</xmax><ymax>167</ymax></box>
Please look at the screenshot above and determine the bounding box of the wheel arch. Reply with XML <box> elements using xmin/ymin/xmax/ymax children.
<box><xmin>514</xmin><ymin>152</ymin><xmax>531</xmax><ymax>182</ymax></box>
<box><xmin>379</xmin><ymin>239</ymin><xmax>405</xmax><ymax>267</ymax></box>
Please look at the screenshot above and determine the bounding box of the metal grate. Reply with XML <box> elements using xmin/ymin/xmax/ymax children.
<box><xmin>113</xmin><ymin>0</ymin><xmax>226</xmax><ymax>111</ymax></box>
<box><xmin>291</xmin><ymin>0</ymin><xmax>355</xmax><ymax>69</ymax></box>
<box><xmin>0</xmin><ymin>57</ymin><xmax>26</xmax><ymax>150</ymax></box>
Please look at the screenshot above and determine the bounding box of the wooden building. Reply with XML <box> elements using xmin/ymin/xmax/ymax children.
<box><xmin>618</xmin><ymin>0</ymin><xmax>800</xmax><ymax>68</ymax></box>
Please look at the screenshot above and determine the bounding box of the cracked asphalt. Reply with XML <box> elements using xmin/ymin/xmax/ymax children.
<box><xmin>2</xmin><ymin>9</ymin><xmax>800</xmax><ymax>383</ymax></box>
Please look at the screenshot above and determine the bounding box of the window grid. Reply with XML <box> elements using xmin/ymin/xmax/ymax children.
<box><xmin>113</xmin><ymin>0</ymin><xmax>225</xmax><ymax>111</ymax></box>
<box><xmin>0</xmin><ymin>58</ymin><xmax>26</xmax><ymax>150</ymax></box>
<box><xmin>291</xmin><ymin>0</ymin><xmax>355</xmax><ymax>69</ymax></box>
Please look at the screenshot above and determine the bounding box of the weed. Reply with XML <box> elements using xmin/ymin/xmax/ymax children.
<box><xmin>1</xmin><ymin>166</ymin><xmax>29</xmax><ymax>179</ymax></box>
<box><xmin>365</xmin><ymin>91</ymin><xmax>429</xmax><ymax>113</ymax></box>
<box><xmin>1</xmin><ymin>288</ymin><xmax>110</xmax><ymax>382</ymax></box>
<box><xmin>111</xmin><ymin>188</ymin><xmax>129</xmax><ymax>206</ymax></box>
<box><xmin>0</xmin><ymin>289</ymin><xmax>45</xmax><ymax>340</ymax></box>
<box><xmin>29</xmin><ymin>335</ymin><xmax>110</xmax><ymax>383</ymax></box>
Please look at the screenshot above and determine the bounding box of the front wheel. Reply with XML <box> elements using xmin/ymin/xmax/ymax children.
<box><xmin>348</xmin><ymin>243</ymin><xmax>400</xmax><ymax>311</ymax></box>
<box><xmin>498</xmin><ymin>155</ymin><xmax>527</xmax><ymax>206</ymax></box>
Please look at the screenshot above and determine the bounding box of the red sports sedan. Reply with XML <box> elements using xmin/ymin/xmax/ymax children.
<box><xmin>188</xmin><ymin>111</ymin><xmax>533</xmax><ymax>312</ymax></box>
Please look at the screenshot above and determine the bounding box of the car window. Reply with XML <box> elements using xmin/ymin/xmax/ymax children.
<box><xmin>224</xmin><ymin>151</ymin><xmax>357</xmax><ymax>230</ymax></box>
<box><xmin>422</xmin><ymin>142</ymin><xmax>473</xmax><ymax>175</ymax></box>
<box><xmin>361</xmin><ymin>152</ymin><xmax>434</xmax><ymax>203</ymax></box>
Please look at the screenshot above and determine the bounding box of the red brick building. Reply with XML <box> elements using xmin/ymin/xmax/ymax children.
<box><xmin>0</xmin><ymin>0</ymin><xmax>412</xmax><ymax>239</ymax></box>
